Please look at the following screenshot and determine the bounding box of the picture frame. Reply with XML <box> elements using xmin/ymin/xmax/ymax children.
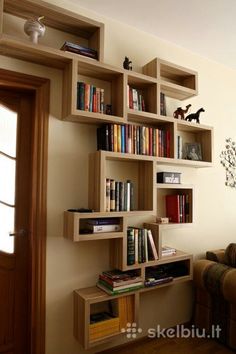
<box><xmin>184</xmin><ymin>142</ymin><xmax>202</xmax><ymax>161</ymax></box>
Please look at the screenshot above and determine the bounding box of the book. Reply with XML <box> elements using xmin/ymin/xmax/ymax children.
<box><xmin>86</xmin><ymin>218</ymin><xmax>120</xmax><ymax>226</ymax></box>
<box><xmin>99</xmin><ymin>274</ymin><xmax>142</xmax><ymax>287</ymax></box>
<box><xmin>102</xmin><ymin>269</ymin><xmax>140</xmax><ymax>280</ymax></box>
<box><xmin>162</xmin><ymin>246</ymin><xmax>176</xmax><ymax>256</ymax></box>
<box><xmin>145</xmin><ymin>276</ymin><xmax>173</xmax><ymax>287</ymax></box>
<box><xmin>60</xmin><ymin>41</ymin><xmax>98</xmax><ymax>59</ymax></box>
<box><xmin>97</xmin><ymin>281</ymin><xmax>143</xmax><ymax>295</ymax></box>
<box><xmin>127</xmin><ymin>227</ymin><xmax>135</xmax><ymax>265</ymax></box>
<box><xmin>147</xmin><ymin>230</ymin><xmax>158</xmax><ymax>260</ymax></box>
<box><xmin>166</xmin><ymin>194</ymin><xmax>180</xmax><ymax>223</ymax></box>
<box><xmin>98</xmin><ymin>278</ymin><xmax>143</xmax><ymax>291</ymax></box>
<box><xmin>86</xmin><ymin>224</ymin><xmax>121</xmax><ymax>233</ymax></box>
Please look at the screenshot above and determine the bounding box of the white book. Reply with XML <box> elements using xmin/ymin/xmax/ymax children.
<box><xmin>134</xmin><ymin>229</ymin><xmax>139</xmax><ymax>264</ymax></box>
<box><xmin>147</xmin><ymin>230</ymin><xmax>158</xmax><ymax>260</ymax></box>
<box><xmin>144</xmin><ymin>229</ymin><xmax>148</xmax><ymax>263</ymax></box>
<box><xmin>132</xmin><ymin>89</ymin><xmax>138</xmax><ymax>110</ymax></box>
<box><xmin>126</xmin><ymin>180</ymin><xmax>131</xmax><ymax>211</ymax></box>
<box><xmin>87</xmin><ymin>224</ymin><xmax>121</xmax><ymax>233</ymax></box>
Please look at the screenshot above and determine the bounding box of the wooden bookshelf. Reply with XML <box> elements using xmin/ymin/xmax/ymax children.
<box><xmin>0</xmin><ymin>2</ymin><xmax>213</xmax><ymax>350</ymax></box>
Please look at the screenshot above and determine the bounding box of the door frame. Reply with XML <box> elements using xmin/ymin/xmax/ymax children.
<box><xmin>0</xmin><ymin>69</ymin><xmax>49</xmax><ymax>354</ymax></box>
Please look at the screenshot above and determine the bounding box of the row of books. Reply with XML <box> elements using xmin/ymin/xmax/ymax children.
<box><xmin>127</xmin><ymin>85</ymin><xmax>145</xmax><ymax>111</ymax></box>
<box><xmin>77</xmin><ymin>81</ymin><xmax>105</xmax><ymax>113</ymax></box>
<box><xmin>106</xmin><ymin>179</ymin><xmax>134</xmax><ymax>212</ymax></box>
<box><xmin>97</xmin><ymin>124</ymin><xmax>171</xmax><ymax>157</ymax></box>
<box><xmin>127</xmin><ymin>227</ymin><xmax>158</xmax><ymax>266</ymax></box>
<box><xmin>166</xmin><ymin>194</ymin><xmax>190</xmax><ymax>223</ymax></box>
<box><xmin>97</xmin><ymin>269</ymin><xmax>143</xmax><ymax>295</ymax></box>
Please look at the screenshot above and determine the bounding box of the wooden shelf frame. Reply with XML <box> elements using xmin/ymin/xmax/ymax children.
<box><xmin>0</xmin><ymin>0</ymin><xmax>105</xmax><ymax>62</ymax></box>
<box><xmin>88</xmin><ymin>150</ymin><xmax>155</xmax><ymax>213</ymax></box>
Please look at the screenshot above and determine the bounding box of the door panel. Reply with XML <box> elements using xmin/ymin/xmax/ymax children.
<box><xmin>0</xmin><ymin>89</ymin><xmax>34</xmax><ymax>354</ymax></box>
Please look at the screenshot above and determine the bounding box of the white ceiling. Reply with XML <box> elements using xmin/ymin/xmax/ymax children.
<box><xmin>68</xmin><ymin>0</ymin><xmax>236</xmax><ymax>70</ymax></box>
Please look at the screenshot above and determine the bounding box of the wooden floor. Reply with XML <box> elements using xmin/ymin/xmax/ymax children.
<box><xmin>98</xmin><ymin>337</ymin><xmax>235</xmax><ymax>354</ymax></box>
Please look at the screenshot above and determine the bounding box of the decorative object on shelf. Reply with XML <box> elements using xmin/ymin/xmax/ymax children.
<box><xmin>105</xmin><ymin>104</ymin><xmax>112</xmax><ymax>115</ymax></box>
<box><xmin>61</xmin><ymin>41</ymin><xmax>98</xmax><ymax>59</ymax></box>
<box><xmin>123</xmin><ymin>56</ymin><xmax>132</xmax><ymax>70</ymax></box>
<box><xmin>24</xmin><ymin>16</ymin><xmax>45</xmax><ymax>44</ymax></box>
<box><xmin>184</xmin><ymin>142</ymin><xmax>202</xmax><ymax>161</ymax></box>
<box><xmin>156</xmin><ymin>217</ymin><xmax>169</xmax><ymax>224</ymax></box>
<box><xmin>185</xmin><ymin>108</ymin><xmax>205</xmax><ymax>123</ymax></box>
<box><xmin>220</xmin><ymin>138</ymin><xmax>236</xmax><ymax>188</ymax></box>
<box><xmin>157</xmin><ymin>172</ymin><xmax>181</xmax><ymax>184</ymax></box>
<box><xmin>173</xmin><ymin>104</ymin><xmax>191</xmax><ymax>120</ymax></box>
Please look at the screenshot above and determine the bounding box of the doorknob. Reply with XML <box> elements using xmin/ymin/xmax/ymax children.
<box><xmin>9</xmin><ymin>229</ymin><xmax>27</xmax><ymax>237</ymax></box>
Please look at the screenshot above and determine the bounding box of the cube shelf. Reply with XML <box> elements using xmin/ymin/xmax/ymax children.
<box><xmin>88</xmin><ymin>151</ymin><xmax>155</xmax><ymax>213</ymax></box>
<box><xmin>0</xmin><ymin>0</ymin><xmax>104</xmax><ymax>63</ymax></box>
<box><xmin>156</xmin><ymin>183</ymin><xmax>194</xmax><ymax>223</ymax></box>
<box><xmin>63</xmin><ymin>211</ymin><xmax>125</xmax><ymax>241</ymax></box>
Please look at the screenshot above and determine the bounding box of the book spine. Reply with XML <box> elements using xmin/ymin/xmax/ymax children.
<box><xmin>110</xmin><ymin>179</ymin><xmax>116</xmax><ymax>211</ymax></box>
<box><xmin>130</xmin><ymin>181</ymin><xmax>134</xmax><ymax>211</ymax></box>
<box><xmin>115</xmin><ymin>182</ymin><xmax>119</xmax><ymax>212</ymax></box>
<box><xmin>106</xmin><ymin>178</ymin><xmax>110</xmax><ymax>212</ymax></box>
<box><xmin>113</xmin><ymin>124</ymin><xmax>118</xmax><ymax>152</ymax></box>
<box><xmin>100</xmin><ymin>88</ymin><xmax>104</xmax><ymax>114</ymax></box>
<box><xmin>126</xmin><ymin>180</ymin><xmax>131</xmax><ymax>212</ymax></box>
<box><xmin>119</xmin><ymin>182</ymin><xmax>124</xmax><ymax>211</ymax></box>
<box><xmin>85</xmin><ymin>83</ymin><xmax>90</xmax><ymax>111</ymax></box>
<box><xmin>127</xmin><ymin>228</ymin><xmax>135</xmax><ymax>265</ymax></box>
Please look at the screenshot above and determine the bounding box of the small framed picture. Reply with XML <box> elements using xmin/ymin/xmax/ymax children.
<box><xmin>184</xmin><ymin>143</ymin><xmax>202</xmax><ymax>161</ymax></box>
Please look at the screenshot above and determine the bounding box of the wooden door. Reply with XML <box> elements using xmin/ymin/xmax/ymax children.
<box><xmin>0</xmin><ymin>88</ymin><xmax>35</xmax><ymax>354</ymax></box>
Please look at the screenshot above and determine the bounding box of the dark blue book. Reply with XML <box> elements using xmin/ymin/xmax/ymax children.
<box><xmin>121</xmin><ymin>125</ymin><xmax>125</xmax><ymax>153</ymax></box>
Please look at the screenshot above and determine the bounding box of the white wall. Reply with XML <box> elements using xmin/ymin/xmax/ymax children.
<box><xmin>1</xmin><ymin>1</ymin><xmax>236</xmax><ymax>353</ymax></box>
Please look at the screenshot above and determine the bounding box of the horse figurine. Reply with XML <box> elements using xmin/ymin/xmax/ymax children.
<box><xmin>185</xmin><ymin>108</ymin><xmax>205</xmax><ymax>123</ymax></box>
<box><xmin>173</xmin><ymin>104</ymin><xmax>191</xmax><ymax>120</ymax></box>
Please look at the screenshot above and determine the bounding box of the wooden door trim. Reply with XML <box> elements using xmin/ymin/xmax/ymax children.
<box><xmin>0</xmin><ymin>69</ymin><xmax>49</xmax><ymax>354</ymax></box>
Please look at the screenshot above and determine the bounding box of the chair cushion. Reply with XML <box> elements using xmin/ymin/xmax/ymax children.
<box><xmin>224</xmin><ymin>243</ymin><xmax>236</xmax><ymax>267</ymax></box>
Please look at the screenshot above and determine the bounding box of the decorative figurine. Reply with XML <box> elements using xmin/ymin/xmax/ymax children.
<box><xmin>185</xmin><ymin>108</ymin><xmax>205</xmax><ymax>123</ymax></box>
<box><xmin>105</xmin><ymin>104</ymin><xmax>112</xmax><ymax>115</ymax></box>
<box><xmin>123</xmin><ymin>56</ymin><xmax>132</xmax><ymax>70</ymax></box>
<box><xmin>24</xmin><ymin>16</ymin><xmax>45</xmax><ymax>44</ymax></box>
<box><xmin>173</xmin><ymin>104</ymin><xmax>191</xmax><ymax>120</ymax></box>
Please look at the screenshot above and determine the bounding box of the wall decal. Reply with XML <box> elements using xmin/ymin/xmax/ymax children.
<box><xmin>220</xmin><ymin>138</ymin><xmax>236</xmax><ymax>187</ymax></box>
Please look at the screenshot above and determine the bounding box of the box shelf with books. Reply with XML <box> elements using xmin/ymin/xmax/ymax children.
<box><xmin>127</xmin><ymin>72</ymin><xmax>157</xmax><ymax>115</ymax></box>
<box><xmin>74</xmin><ymin>287</ymin><xmax>139</xmax><ymax>349</ymax></box>
<box><xmin>176</xmin><ymin>120</ymin><xmax>213</xmax><ymax>164</ymax></box>
<box><xmin>0</xmin><ymin>0</ymin><xmax>104</xmax><ymax>64</ymax></box>
<box><xmin>63</xmin><ymin>211</ymin><xmax>125</xmax><ymax>241</ymax></box>
<box><xmin>62</xmin><ymin>59</ymin><xmax>125</xmax><ymax>123</ymax></box>
<box><xmin>156</xmin><ymin>183</ymin><xmax>194</xmax><ymax>224</ymax></box>
<box><xmin>88</xmin><ymin>150</ymin><xmax>155</xmax><ymax>214</ymax></box>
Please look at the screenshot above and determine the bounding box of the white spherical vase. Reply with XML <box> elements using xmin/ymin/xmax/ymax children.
<box><xmin>24</xmin><ymin>16</ymin><xmax>46</xmax><ymax>44</ymax></box>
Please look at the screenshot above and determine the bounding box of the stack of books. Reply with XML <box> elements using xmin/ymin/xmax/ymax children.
<box><xmin>97</xmin><ymin>270</ymin><xmax>143</xmax><ymax>295</ymax></box>
<box><xmin>81</xmin><ymin>218</ymin><xmax>121</xmax><ymax>234</ymax></box>
<box><xmin>127</xmin><ymin>85</ymin><xmax>145</xmax><ymax>111</ymax></box>
<box><xmin>97</xmin><ymin>123</ymin><xmax>171</xmax><ymax>157</ymax></box>
<box><xmin>77</xmin><ymin>81</ymin><xmax>105</xmax><ymax>113</ymax></box>
<box><xmin>145</xmin><ymin>265</ymin><xmax>173</xmax><ymax>287</ymax></box>
<box><xmin>105</xmin><ymin>178</ymin><xmax>134</xmax><ymax>212</ymax></box>
<box><xmin>162</xmin><ymin>246</ymin><xmax>176</xmax><ymax>256</ymax></box>
<box><xmin>166</xmin><ymin>194</ymin><xmax>190</xmax><ymax>223</ymax></box>
<box><xmin>127</xmin><ymin>227</ymin><xmax>158</xmax><ymax>266</ymax></box>
<box><xmin>61</xmin><ymin>41</ymin><xmax>98</xmax><ymax>59</ymax></box>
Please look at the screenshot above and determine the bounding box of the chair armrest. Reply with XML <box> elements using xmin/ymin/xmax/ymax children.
<box><xmin>193</xmin><ymin>259</ymin><xmax>215</xmax><ymax>289</ymax></box>
<box><xmin>206</xmin><ymin>249</ymin><xmax>225</xmax><ymax>263</ymax></box>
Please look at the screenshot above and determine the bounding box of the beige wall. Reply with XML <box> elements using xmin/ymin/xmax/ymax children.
<box><xmin>1</xmin><ymin>1</ymin><xmax>236</xmax><ymax>353</ymax></box>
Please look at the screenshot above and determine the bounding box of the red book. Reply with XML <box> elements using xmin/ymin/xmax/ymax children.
<box><xmin>129</xmin><ymin>87</ymin><xmax>133</xmax><ymax>109</ymax></box>
<box><xmin>166</xmin><ymin>130</ymin><xmax>170</xmax><ymax>157</ymax></box>
<box><xmin>166</xmin><ymin>195</ymin><xmax>180</xmax><ymax>223</ymax></box>
<box><xmin>149</xmin><ymin>127</ymin><xmax>153</xmax><ymax>156</ymax></box>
